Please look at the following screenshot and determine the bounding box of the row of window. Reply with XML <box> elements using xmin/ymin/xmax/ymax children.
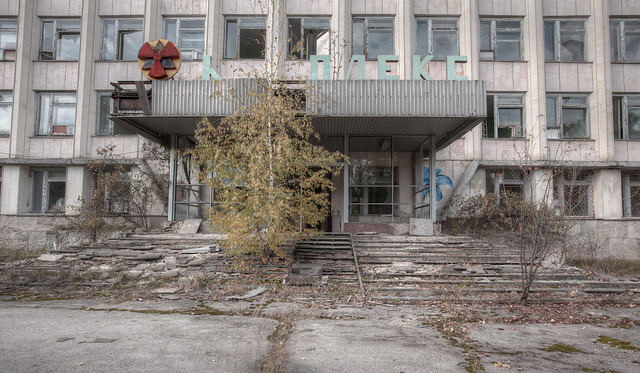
<box><xmin>0</xmin><ymin>16</ymin><xmax>636</xmax><ymax>63</ymax></box>
<box><xmin>487</xmin><ymin>170</ymin><xmax>640</xmax><ymax>218</ymax></box>
<box><xmin>484</xmin><ymin>94</ymin><xmax>638</xmax><ymax>140</ymax></box>
<box><xmin>0</xmin><ymin>91</ymin><xmax>636</xmax><ymax>139</ymax></box>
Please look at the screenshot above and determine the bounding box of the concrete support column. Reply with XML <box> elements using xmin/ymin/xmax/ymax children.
<box><xmin>461</xmin><ymin>0</ymin><xmax>481</xmax><ymax>160</ymax></box>
<box><xmin>73</xmin><ymin>0</ymin><xmax>99</xmax><ymax>158</ymax></box>
<box><xmin>524</xmin><ymin>0</ymin><xmax>548</xmax><ymax>161</ymax></box>
<box><xmin>429</xmin><ymin>136</ymin><xmax>436</xmax><ymax>221</ymax></box>
<box><xmin>9</xmin><ymin>0</ymin><xmax>38</xmax><ymax>158</ymax></box>
<box><xmin>205</xmin><ymin>0</ymin><xmax>224</xmax><ymax>71</ymax></box>
<box><xmin>530</xmin><ymin>168</ymin><xmax>554</xmax><ymax>206</ymax></box>
<box><xmin>590</xmin><ymin>0</ymin><xmax>615</xmax><ymax>162</ymax></box>
<box><xmin>593</xmin><ymin>169</ymin><xmax>623</xmax><ymax>220</ymax></box>
<box><xmin>167</xmin><ymin>134</ymin><xmax>177</xmax><ymax>221</ymax></box>
<box><xmin>331</xmin><ymin>0</ymin><xmax>351</xmax><ymax>79</ymax></box>
<box><xmin>266</xmin><ymin>0</ymin><xmax>287</xmax><ymax>78</ymax></box>
<box><xmin>0</xmin><ymin>166</ymin><xmax>30</xmax><ymax>215</ymax></box>
<box><xmin>144</xmin><ymin>0</ymin><xmax>163</xmax><ymax>42</ymax></box>
<box><xmin>397</xmin><ymin>0</ymin><xmax>414</xmax><ymax>79</ymax></box>
<box><xmin>65</xmin><ymin>166</ymin><xmax>92</xmax><ymax>215</ymax></box>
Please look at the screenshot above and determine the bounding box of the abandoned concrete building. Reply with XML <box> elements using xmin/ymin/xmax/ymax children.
<box><xmin>0</xmin><ymin>0</ymin><xmax>639</xmax><ymax>258</ymax></box>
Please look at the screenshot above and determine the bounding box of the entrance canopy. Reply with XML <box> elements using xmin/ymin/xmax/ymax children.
<box><xmin>111</xmin><ymin>79</ymin><xmax>486</xmax><ymax>152</ymax></box>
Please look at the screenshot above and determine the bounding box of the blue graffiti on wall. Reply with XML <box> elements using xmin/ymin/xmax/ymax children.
<box><xmin>422</xmin><ymin>167</ymin><xmax>453</xmax><ymax>202</ymax></box>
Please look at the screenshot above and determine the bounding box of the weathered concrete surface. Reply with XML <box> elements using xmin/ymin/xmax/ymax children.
<box><xmin>0</xmin><ymin>301</ymin><xmax>276</xmax><ymax>373</ymax></box>
<box><xmin>287</xmin><ymin>319</ymin><xmax>466</xmax><ymax>373</ymax></box>
<box><xmin>469</xmin><ymin>320</ymin><xmax>640</xmax><ymax>372</ymax></box>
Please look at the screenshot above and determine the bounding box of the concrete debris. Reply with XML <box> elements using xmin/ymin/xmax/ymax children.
<box><xmin>159</xmin><ymin>294</ymin><xmax>180</xmax><ymax>300</ymax></box>
<box><xmin>179</xmin><ymin>219</ymin><xmax>202</xmax><ymax>234</ymax></box>
<box><xmin>134</xmin><ymin>253</ymin><xmax>163</xmax><ymax>260</ymax></box>
<box><xmin>228</xmin><ymin>286</ymin><xmax>268</xmax><ymax>300</ymax></box>
<box><xmin>188</xmin><ymin>257</ymin><xmax>205</xmax><ymax>266</ymax></box>
<box><xmin>127</xmin><ymin>270</ymin><xmax>143</xmax><ymax>278</ymax></box>
<box><xmin>164</xmin><ymin>256</ymin><xmax>177</xmax><ymax>270</ymax></box>
<box><xmin>177</xmin><ymin>277</ymin><xmax>193</xmax><ymax>288</ymax></box>
<box><xmin>154</xmin><ymin>263</ymin><xmax>165</xmax><ymax>271</ymax></box>
<box><xmin>181</xmin><ymin>246</ymin><xmax>213</xmax><ymax>254</ymax></box>
<box><xmin>153</xmin><ymin>287</ymin><xmax>180</xmax><ymax>294</ymax></box>
<box><xmin>89</xmin><ymin>265</ymin><xmax>113</xmax><ymax>273</ymax></box>
<box><xmin>36</xmin><ymin>254</ymin><xmax>64</xmax><ymax>262</ymax></box>
<box><xmin>160</xmin><ymin>269</ymin><xmax>179</xmax><ymax>278</ymax></box>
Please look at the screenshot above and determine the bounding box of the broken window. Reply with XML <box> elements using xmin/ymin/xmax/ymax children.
<box><xmin>483</xmin><ymin>94</ymin><xmax>525</xmax><ymax>138</ymax></box>
<box><xmin>163</xmin><ymin>17</ymin><xmax>205</xmax><ymax>60</ymax></box>
<box><xmin>544</xmin><ymin>19</ymin><xmax>586</xmax><ymax>62</ymax></box>
<box><xmin>554</xmin><ymin>170</ymin><xmax>593</xmax><ymax>217</ymax></box>
<box><xmin>36</xmin><ymin>93</ymin><xmax>76</xmax><ymax>136</ymax></box>
<box><xmin>96</xmin><ymin>93</ymin><xmax>134</xmax><ymax>136</ymax></box>
<box><xmin>0</xmin><ymin>92</ymin><xmax>12</xmax><ymax>135</ymax></box>
<box><xmin>546</xmin><ymin>95</ymin><xmax>589</xmax><ymax>139</ymax></box>
<box><xmin>352</xmin><ymin>17</ymin><xmax>394</xmax><ymax>59</ymax></box>
<box><xmin>623</xmin><ymin>173</ymin><xmax>640</xmax><ymax>217</ymax></box>
<box><xmin>611</xmin><ymin>19</ymin><xmax>640</xmax><ymax>63</ymax></box>
<box><xmin>480</xmin><ymin>18</ymin><xmax>522</xmax><ymax>61</ymax></box>
<box><xmin>416</xmin><ymin>18</ymin><xmax>458</xmax><ymax>60</ymax></box>
<box><xmin>288</xmin><ymin>17</ymin><xmax>330</xmax><ymax>60</ymax></box>
<box><xmin>101</xmin><ymin>18</ymin><xmax>143</xmax><ymax>61</ymax></box>
<box><xmin>31</xmin><ymin>169</ymin><xmax>66</xmax><ymax>213</ymax></box>
<box><xmin>39</xmin><ymin>19</ymin><xmax>81</xmax><ymax>60</ymax></box>
<box><xmin>613</xmin><ymin>95</ymin><xmax>640</xmax><ymax>140</ymax></box>
<box><xmin>486</xmin><ymin>170</ymin><xmax>525</xmax><ymax>198</ymax></box>
<box><xmin>224</xmin><ymin>17</ymin><xmax>266</xmax><ymax>59</ymax></box>
<box><xmin>0</xmin><ymin>19</ymin><xmax>16</xmax><ymax>61</ymax></box>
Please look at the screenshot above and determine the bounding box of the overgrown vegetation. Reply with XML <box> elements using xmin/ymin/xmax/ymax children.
<box><xmin>447</xmin><ymin>190</ymin><xmax>569</xmax><ymax>305</ymax></box>
<box><xmin>192</xmin><ymin>81</ymin><xmax>344</xmax><ymax>258</ymax></box>
<box><xmin>0</xmin><ymin>247</ymin><xmax>43</xmax><ymax>262</ymax></box>
<box><xmin>69</xmin><ymin>143</ymin><xmax>169</xmax><ymax>240</ymax></box>
<box><xmin>567</xmin><ymin>258</ymin><xmax>640</xmax><ymax>278</ymax></box>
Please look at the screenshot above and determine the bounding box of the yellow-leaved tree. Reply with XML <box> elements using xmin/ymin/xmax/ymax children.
<box><xmin>192</xmin><ymin>81</ymin><xmax>344</xmax><ymax>258</ymax></box>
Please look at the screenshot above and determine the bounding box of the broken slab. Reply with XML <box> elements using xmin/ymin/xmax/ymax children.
<box><xmin>133</xmin><ymin>253</ymin><xmax>163</xmax><ymax>261</ymax></box>
<box><xmin>181</xmin><ymin>246</ymin><xmax>213</xmax><ymax>254</ymax></box>
<box><xmin>164</xmin><ymin>256</ymin><xmax>177</xmax><ymax>270</ymax></box>
<box><xmin>153</xmin><ymin>287</ymin><xmax>180</xmax><ymax>294</ymax></box>
<box><xmin>160</xmin><ymin>270</ymin><xmax>179</xmax><ymax>278</ymax></box>
<box><xmin>179</xmin><ymin>219</ymin><xmax>202</xmax><ymax>234</ymax></box>
<box><xmin>228</xmin><ymin>286</ymin><xmax>268</xmax><ymax>300</ymax></box>
<box><xmin>37</xmin><ymin>254</ymin><xmax>64</xmax><ymax>262</ymax></box>
<box><xmin>288</xmin><ymin>263</ymin><xmax>323</xmax><ymax>285</ymax></box>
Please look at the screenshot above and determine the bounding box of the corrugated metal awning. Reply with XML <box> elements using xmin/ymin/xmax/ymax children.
<box><xmin>111</xmin><ymin>79</ymin><xmax>486</xmax><ymax>151</ymax></box>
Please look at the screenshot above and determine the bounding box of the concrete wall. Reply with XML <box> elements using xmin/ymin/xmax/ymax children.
<box><xmin>567</xmin><ymin>219</ymin><xmax>640</xmax><ymax>259</ymax></box>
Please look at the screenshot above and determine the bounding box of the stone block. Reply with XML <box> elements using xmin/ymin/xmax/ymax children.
<box><xmin>179</xmin><ymin>219</ymin><xmax>202</xmax><ymax>234</ymax></box>
<box><xmin>161</xmin><ymin>270</ymin><xmax>179</xmax><ymax>278</ymax></box>
<box><xmin>165</xmin><ymin>256</ymin><xmax>177</xmax><ymax>270</ymax></box>
<box><xmin>37</xmin><ymin>254</ymin><xmax>63</xmax><ymax>262</ymax></box>
<box><xmin>410</xmin><ymin>218</ymin><xmax>434</xmax><ymax>236</ymax></box>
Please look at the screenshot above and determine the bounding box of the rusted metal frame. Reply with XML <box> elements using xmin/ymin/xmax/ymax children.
<box><xmin>348</xmin><ymin>232</ymin><xmax>366</xmax><ymax>300</ymax></box>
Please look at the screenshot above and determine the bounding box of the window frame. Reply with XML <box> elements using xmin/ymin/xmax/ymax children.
<box><xmin>480</xmin><ymin>18</ymin><xmax>523</xmax><ymax>61</ymax></box>
<box><xmin>546</xmin><ymin>94</ymin><xmax>590</xmax><ymax>139</ymax></box>
<box><xmin>0</xmin><ymin>92</ymin><xmax>12</xmax><ymax>136</ymax></box>
<box><xmin>101</xmin><ymin>18</ymin><xmax>144</xmax><ymax>61</ymax></box>
<box><xmin>352</xmin><ymin>17</ymin><xmax>395</xmax><ymax>60</ymax></box>
<box><xmin>35</xmin><ymin>92</ymin><xmax>77</xmax><ymax>137</ymax></box>
<box><xmin>415</xmin><ymin>17</ymin><xmax>459</xmax><ymax>61</ymax></box>
<box><xmin>0</xmin><ymin>18</ymin><xmax>17</xmax><ymax>61</ymax></box>
<box><xmin>613</xmin><ymin>95</ymin><xmax>640</xmax><ymax>140</ymax></box>
<box><xmin>96</xmin><ymin>92</ymin><xmax>134</xmax><ymax>136</ymax></box>
<box><xmin>611</xmin><ymin>18</ymin><xmax>640</xmax><ymax>63</ymax></box>
<box><xmin>544</xmin><ymin>19</ymin><xmax>587</xmax><ymax>62</ymax></box>
<box><xmin>554</xmin><ymin>170</ymin><xmax>594</xmax><ymax>217</ymax></box>
<box><xmin>39</xmin><ymin>18</ymin><xmax>82</xmax><ymax>61</ymax></box>
<box><xmin>287</xmin><ymin>16</ymin><xmax>331</xmax><ymax>60</ymax></box>
<box><xmin>223</xmin><ymin>17</ymin><xmax>267</xmax><ymax>60</ymax></box>
<box><xmin>483</xmin><ymin>94</ymin><xmax>525</xmax><ymax>139</ymax></box>
<box><xmin>30</xmin><ymin>168</ymin><xmax>66</xmax><ymax>214</ymax></box>
<box><xmin>486</xmin><ymin>169</ymin><xmax>526</xmax><ymax>199</ymax></box>
<box><xmin>622</xmin><ymin>172</ymin><xmax>640</xmax><ymax>217</ymax></box>
<box><xmin>163</xmin><ymin>17</ymin><xmax>205</xmax><ymax>61</ymax></box>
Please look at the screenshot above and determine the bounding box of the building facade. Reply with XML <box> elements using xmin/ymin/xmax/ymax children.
<box><xmin>0</xmin><ymin>0</ymin><xmax>639</xmax><ymax>257</ymax></box>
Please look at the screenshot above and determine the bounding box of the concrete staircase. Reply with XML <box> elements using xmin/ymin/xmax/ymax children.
<box><xmin>353</xmin><ymin>234</ymin><xmax>640</xmax><ymax>302</ymax></box>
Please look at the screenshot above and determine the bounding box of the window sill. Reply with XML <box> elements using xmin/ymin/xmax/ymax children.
<box><xmin>34</xmin><ymin>59</ymin><xmax>79</xmax><ymax>63</ymax></box>
<box><xmin>614</xmin><ymin>138</ymin><xmax>640</xmax><ymax>141</ymax></box>
<box><xmin>92</xmin><ymin>134</ymin><xmax>138</xmax><ymax>138</ymax></box>
<box><xmin>611</xmin><ymin>61</ymin><xmax>640</xmax><ymax>64</ymax></box>
<box><xmin>544</xmin><ymin>61</ymin><xmax>592</xmax><ymax>64</ymax></box>
<box><xmin>547</xmin><ymin>138</ymin><xmax>595</xmax><ymax>142</ymax></box>
<box><xmin>482</xmin><ymin>137</ymin><xmax>527</xmax><ymax>140</ymax></box>
<box><xmin>480</xmin><ymin>59</ymin><xmax>527</xmax><ymax>63</ymax></box>
<box><xmin>222</xmin><ymin>58</ymin><xmax>266</xmax><ymax>61</ymax></box>
<box><xmin>30</xmin><ymin>135</ymin><xmax>74</xmax><ymax>139</ymax></box>
<box><xmin>96</xmin><ymin>60</ymin><xmax>139</xmax><ymax>63</ymax></box>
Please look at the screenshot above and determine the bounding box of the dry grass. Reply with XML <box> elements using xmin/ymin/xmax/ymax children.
<box><xmin>0</xmin><ymin>247</ymin><xmax>43</xmax><ymax>263</ymax></box>
<box><xmin>567</xmin><ymin>258</ymin><xmax>640</xmax><ymax>278</ymax></box>
<box><xmin>261</xmin><ymin>312</ymin><xmax>296</xmax><ymax>373</ymax></box>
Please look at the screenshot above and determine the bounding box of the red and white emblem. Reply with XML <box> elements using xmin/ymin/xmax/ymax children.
<box><xmin>137</xmin><ymin>39</ymin><xmax>182</xmax><ymax>80</ymax></box>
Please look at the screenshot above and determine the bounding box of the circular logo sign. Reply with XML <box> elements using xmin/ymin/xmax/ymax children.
<box><xmin>137</xmin><ymin>39</ymin><xmax>182</xmax><ymax>80</ymax></box>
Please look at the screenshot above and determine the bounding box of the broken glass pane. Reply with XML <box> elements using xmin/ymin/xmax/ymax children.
<box><xmin>625</xmin><ymin>20</ymin><xmax>640</xmax><ymax>62</ymax></box>
<box><xmin>628</xmin><ymin>107</ymin><xmax>640</xmax><ymax>139</ymax></box>
<box><xmin>562</xmin><ymin>108</ymin><xmax>587</xmax><ymax>138</ymax></box>
<box><xmin>238</xmin><ymin>28</ymin><xmax>265</xmax><ymax>59</ymax></box>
